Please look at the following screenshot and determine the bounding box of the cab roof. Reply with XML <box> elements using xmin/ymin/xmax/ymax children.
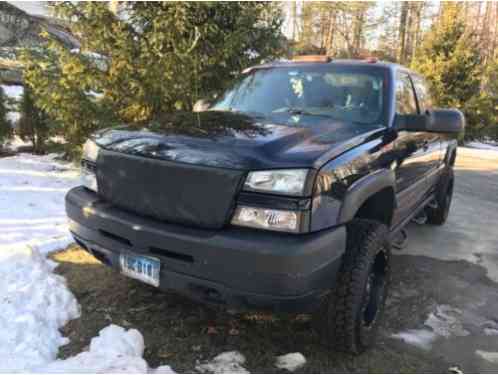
<box><xmin>244</xmin><ymin>58</ymin><xmax>409</xmax><ymax>75</ymax></box>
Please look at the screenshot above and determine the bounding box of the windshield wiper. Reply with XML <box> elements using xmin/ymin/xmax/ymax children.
<box><xmin>227</xmin><ymin>109</ymin><xmax>267</xmax><ymax>119</ymax></box>
<box><xmin>280</xmin><ymin>108</ymin><xmax>333</xmax><ymax>118</ymax></box>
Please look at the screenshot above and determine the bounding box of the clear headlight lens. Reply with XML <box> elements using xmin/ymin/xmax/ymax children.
<box><xmin>231</xmin><ymin>206</ymin><xmax>300</xmax><ymax>233</ymax></box>
<box><xmin>243</xmin><ymin>169</ymin><xmax>309</xmax><ymax>196</ymax></box>
<box><xmin>82</xmin><ymin>139</ymin><xmax>99</xmax><ymax>162</ymax></box>
<box><xmin>81</xmin><ymin>139</ymin><xmax>99</xmax><ymax>192</ymax></box>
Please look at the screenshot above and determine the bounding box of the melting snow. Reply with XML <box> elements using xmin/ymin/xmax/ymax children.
<box><xmin>391</xmin><ymin>329</ymin><xmax>437</xmax><ymax>350</ymax></box>
<box><xmin>425</xmin><ymin>305</ymin><xmax>469</xmax><ymax>338</ymax></box>
<box><xmin>196</xmin><ymin>351</ymin><xmax>249</xmax><ymax>374</ymax></box>
<box><xmin>33</xmin><ymin>325</ymin><xmax>175</xmax><ymax>373</ymax></box>
<box><xmin>484</xmin><ymin>328</ymin><xmax>498</xmax><ymax>336</ymax></box>
<box><xmin>475</xmin><ymin>350</ymin><xmax>498</xmax><ymax>364</ymax></box>
<box><xmin>466</xmin><ymin>141</ymin><xmax>498</xmax><ymax>152</ymax></box>
<box><xmin>0</xmin><ymin>153</ymin><xmax>80</xmax><ymax>253</ymax></box>
<box><xmin>0</xmin><ymin>246</ymin><xmax>80</xmax><ymax>371</ymax></box>
<box><xmin>0</xmin><ymin>154</ymin><xmax>177</xmax><ymax>372</ymax></box>
<box><xmin>392</xmin><ymin>305</ymin><xmax>469</xmax><ymax>350</ymax></box>
<box><xmin>275</xmin><ymin>352</ymin><xmax>307</xmax><ymax>371</ymax></box>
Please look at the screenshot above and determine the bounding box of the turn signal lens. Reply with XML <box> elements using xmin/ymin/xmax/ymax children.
<box><xmin>81</xmin><ymin>160</ymin><xmax>98</xmax><ymax>192</ymax></box>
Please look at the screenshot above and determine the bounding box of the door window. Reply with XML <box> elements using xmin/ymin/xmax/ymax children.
<box><xmin>411</xmin><ymin>75</ymin><xmax>433</xmax><ymax>113</ymax></box>
<box><xmin>395</xmin><ymin>73</ymin><xmax>418</xmax><ymax>115</ymax></box>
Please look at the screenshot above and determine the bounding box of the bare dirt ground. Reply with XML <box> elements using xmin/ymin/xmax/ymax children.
<box><xmin>52</xmin><ymin>147</ymin><xmax>498</xmax><ymax>373</ymax></box>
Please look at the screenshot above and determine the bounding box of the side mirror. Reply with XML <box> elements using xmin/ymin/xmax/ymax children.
<box><xmin>428</xmin><ymin>109</ymin><xmax>465</xmax><ymax>134</ymax></box>
<box><xmin>394</xmin><ymin>109</ymin><xmax>465</xmax><ymax>134</ymax></box>
<box><xmin>193</xmin><ymin>99</ymin><xmax>212</xmax><ymax>113</ymax></box>
<box><xmin>394</xmin><ymin>114</ymin><xmax>430</xmax><ymax>132</ymax></box>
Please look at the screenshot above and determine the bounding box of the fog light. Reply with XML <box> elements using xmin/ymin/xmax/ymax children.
<box><xmin>231</xmin><ymin>206</ymin><xmax>299</xmax><ymax>233</ymax></box>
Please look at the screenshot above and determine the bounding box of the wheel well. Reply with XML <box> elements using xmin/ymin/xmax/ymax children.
<box><xmin>354</xmin><ymin>187</ymin><xmax>395</xmax><ymax>226</ymax></box>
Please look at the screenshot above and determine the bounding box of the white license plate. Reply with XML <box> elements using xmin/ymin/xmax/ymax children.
<box><xmin>120</xmin><ymin>253</ymin><xmax>160</xmax><ymax>287</ymax></box>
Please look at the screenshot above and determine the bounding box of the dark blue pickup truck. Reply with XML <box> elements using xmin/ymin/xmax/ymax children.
<box><xmin>66</xmin><ymin>56</ymin><xmax>464</xmax><ymax>353</ymax></box>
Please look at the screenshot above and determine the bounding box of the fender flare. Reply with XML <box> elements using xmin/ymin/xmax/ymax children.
<box><xmin>337</xmin><ymin>169</ymin><xmax>397</xmax><ymax>224</ymax></box>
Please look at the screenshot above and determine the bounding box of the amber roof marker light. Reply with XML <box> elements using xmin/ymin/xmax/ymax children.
<box><xmin>364</xmin><ymin>57</ymin><xmax>378</xmax><ymax>63</ymax></box>
<box><xmin>292</xmin><ymin>55</ymin><xmax>331</xmax><ymax>63</ymax></box>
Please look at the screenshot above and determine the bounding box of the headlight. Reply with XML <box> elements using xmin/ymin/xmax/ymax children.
<box><xmin>243</xmin><ymin>169</ymin><xmax>309</xmax><ymax>196</ymax></box>
<box><xmin>231</xmin><ymin>206</ymin><xmax>300</xmax><ymax>233</ymax></box>
<box><xmin>82</xmin><ymin>139</ymin><xmax>99</xmax><ymax>162</ymax></box>
<box><xmin>81</xmin><ymin>139</ymin><xmax>99</xmax><ymax>192</ymax></box>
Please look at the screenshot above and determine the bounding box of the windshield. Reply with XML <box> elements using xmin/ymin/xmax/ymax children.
<box><xmin>211</xmin><ymin>65</ymin><xmax>385</xmax><ymax>126</ymax></box>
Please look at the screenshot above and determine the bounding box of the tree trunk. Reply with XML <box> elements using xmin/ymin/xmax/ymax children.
<box><xmin>398</xmin><ymin>2</ymin><xmax>408</xmax><ymax>63</ymax></box>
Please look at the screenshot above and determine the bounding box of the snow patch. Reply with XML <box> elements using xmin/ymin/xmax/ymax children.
<box><xmin>33</xmin><ymin>325</ymin><xmax>165</xmax><ymax>373</ymax></box>
<box><xmin>484</xmin><ymin>328</ymin><xmax>498</xmax><ymax>336</ymax></box>
<box><xmin>0</xmin><ymin>246</ymin><xmax>80</xmax><ymax>371</ymax></box>
<box><xmin>275</xmin><ymin>352</ymin><xmax>306</xmax><ymax>371</ymax></box>
<box><xmin>425</xmin><ymin>305</ymin><xmax>469</xmax><ymax>338</ymax></box>
<box><xmin>0</xmin><ymin>153</ymin><xmax>80</xmax><ymax>254</ymax></box>
<box><xmin>196</xmin><ymin>351</ymin><xmax>249</xmax><ymax>374</ymax></box>
<box><xmin>153</xmin><ymin>365</ymin><xmax>176</xmax><ymax>374</ymax></box>
<box><xmin>391</xmin><ymin>329</ymin><xmax>437</xmax><ymax>350</ymax></box>
<box><xmin>475</xmin><ymin>350</ymin><xmax>498</xmax><ymax>364</ymax></box>
<box><xmin>0</xmin><ymin>154</ymin><xmax>178</xmax><ymax>372</ymax></box>
<box><xmin>1</xmin><ymin>85</ymin><xmax>23</xmax><ymax>100</ymax></box>
<box><xmin>466</xmin><ymin>141</ymin><xmax>498</xmax><ymax>152</ymax></box>
<box><xmin>392</xmin><ymin>305</ymin><xmax>469</xmax><ymax>350</ymax></box>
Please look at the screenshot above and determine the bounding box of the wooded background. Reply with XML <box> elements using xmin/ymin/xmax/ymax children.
<box><xmin>1</xmin><ymin>1</ymin><xmax>497</xmax><ymax>157</ymax></box>
<box><xmin>288</xmin><ymin>1</ymin><xmax>498</xmax><ymax>142</ymax></box>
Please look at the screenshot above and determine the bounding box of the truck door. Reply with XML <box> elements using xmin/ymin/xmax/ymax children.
<box><xmin>411</xmin><ymin>74</ymin><xmax>442</xmax><ymax>190</ymax></box>
<box><xmin>391</xmin><ymin>71</ymin><xmax>432</xmax><ymax>226</ymax></box>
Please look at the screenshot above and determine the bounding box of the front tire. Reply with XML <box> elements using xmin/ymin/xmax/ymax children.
<box><xmin>315</xmin><ymin>219</ymin><xmax>391</xmax><ymax>354</ymax></box>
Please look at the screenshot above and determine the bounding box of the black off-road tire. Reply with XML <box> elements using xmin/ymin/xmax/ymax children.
<box><xmin>314</xmin><ymin>219</ymin><xmax>391</xmax><ymax>354</ymax></box>
<box><xmin>426</xmin><ymin>168</ymin><xmax>454</xmax><ymax>225</ymax></box>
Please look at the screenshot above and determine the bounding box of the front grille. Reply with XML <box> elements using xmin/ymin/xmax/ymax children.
<box><xmin>96</xmin><ymin>149</ymin><xmax>245</xmax><ymax>229</ymax></box>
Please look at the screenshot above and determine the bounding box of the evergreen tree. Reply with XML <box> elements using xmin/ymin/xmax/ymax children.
<box><xmin>18</xmin><ymin>87</ymin><xmax>50</xmax><ymax>155</ymax></box>
<box><xmin>0</xmin><ymin>87</ymin><xmax>11</xmax><ymax>149</ymax></box>
<box><xmin>479</xmin><ymin>57</ymin><xmax>498</xmax><ymax>140</ymax></box>
<box><xmin>412</xmin><ymin>3</ymin><xmax>483</xmax><ymax>139</ymax></box>
<box><xmin>22</xmin><ymin>2</ymin><xmax>284</xmax><ymax>157</ymax></box>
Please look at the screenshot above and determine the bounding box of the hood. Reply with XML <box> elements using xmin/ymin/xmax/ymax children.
<box><xmin>93</xmin><ymin>111</ymin><xmax>384</xmax><ymax>170</ymax></box>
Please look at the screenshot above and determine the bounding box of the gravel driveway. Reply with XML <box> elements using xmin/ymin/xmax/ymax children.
<box><xmin>53</xmin><ymin>147</ymin><xmax>498</xmax><ymax>373</ymax></box>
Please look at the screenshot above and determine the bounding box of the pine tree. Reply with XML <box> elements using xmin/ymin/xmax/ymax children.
<box><xmin>480</xmin><ymin>57</ymin><xmax>498</xmax><ymax>140</ymax></box>
<box><xmin>0</xmin><ymin>87</ymin><xmax>11</xmax><ymax>149</ymax></box>
<box><xmin>18</xmin><ymin>87</ymin><xmax>50</xmax><ymax>155</ymax></box>
<box><xmin>22</xmin><ymin>2</ymin><xmax>285</xmax><ymax>157</ymax></box>
<box><xmin>412</xmin><ymin>3</ymin><xmax>483</xmax><ymax>139</ymax></box>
